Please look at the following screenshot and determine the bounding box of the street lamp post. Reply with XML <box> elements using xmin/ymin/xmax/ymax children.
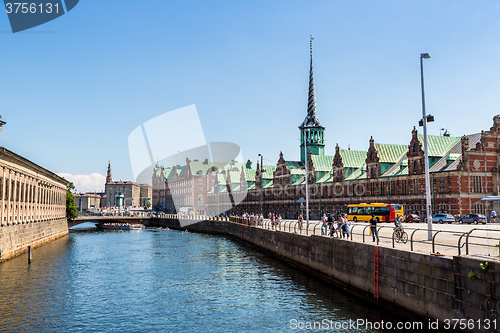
<box><xmin>420</xmin><ymin>52</ymin><xmax>433</xmax><ymax>241</ymax></box>
<box><xmin>303</xmin><ymin>128</ymin><xmax>310</xmax><ymax>229</ymax></box>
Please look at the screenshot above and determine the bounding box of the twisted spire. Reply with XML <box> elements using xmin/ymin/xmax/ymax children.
<box><xmin>300</xmin><ymin>36</ymin><xmax>323</xmax><ymax>128</ymax></box>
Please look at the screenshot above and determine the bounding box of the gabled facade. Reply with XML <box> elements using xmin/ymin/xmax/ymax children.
<box><xmin>220</xmin><ymin>116</ymin><xmax>500</xmax><ymax>219</ymax></box>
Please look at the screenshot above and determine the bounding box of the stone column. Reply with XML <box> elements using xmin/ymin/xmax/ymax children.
<box><xmin>13</xmin><ymin>173</ymin><xmax>18</xmax><ymax>224</ymax></box>
<box><xmin>29</xmin><ymin>177</ymin><xmax>34</xmax><ymax>222</ymax></box>
<box><xmin>39</xmin><ymin>185</ymin><xmax>42</xmax><ymax>220</ymax></box>
<box><xmin>6</xmin><ymin>170</ymin><xmax>11</xmax><ymax>225</ymax></box>
<box><xmin>17</xmin><ymin>174</ymin><xmax>21</xmax><ymax>224</ymax></box>
<box><xmin>43</xmin><ymin>185</ymin><xmax>47</xmax><ymax>220</ymax></box>
<box><xmin>22</xmin><ymin>174</ymin><xmax>27</xmax><ymax>223</ymax></box>
<box><xmin>42</xmin><ymin>185</ymin><xmax>46</xmax><ymax>220</ymax></box>
<box><xmin>34</xmin><ymin>181</ymin><xmax>39</xmax><ymax>221</ymax></box>
<box><xmin>0</xmin><ymin>167</ymin><xmax>4</xmax><ymax>227</ymax></box>
<box><xmin>50</xmin><ymin>187</ymin><xmax>54</xmax><ymax>219</ymax></box>
<box><xmin>58</xmin><ymin>187</ymin><xmax>62</xmax><ymax>218</ymax></box>
<box><xmin>47</xmin><ymin>186</ymin><xmax>51</xmax><ymax>219</ymax></box>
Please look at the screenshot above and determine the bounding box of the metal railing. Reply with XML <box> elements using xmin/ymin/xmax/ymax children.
<box><xmin>154</xmin><ymin>214</ymin><xmax>500</xmax><ymax>256</ymax></box>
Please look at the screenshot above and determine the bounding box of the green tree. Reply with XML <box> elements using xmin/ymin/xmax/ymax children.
<box><xmin>66</xmin><ymin>182</ymin><xmax>78</xmax><ymax>222</ymax></box>
<box><xmin>145</xmin><ymin>200</ymin><xmax>151</xmax><ymax>209</ymax></box>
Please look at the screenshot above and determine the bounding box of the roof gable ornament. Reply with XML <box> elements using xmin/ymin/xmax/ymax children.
<box><xmin>366</xmin><ymin>136</ymin><xmax>379</xmax><ymax>163</ymax></box>
<box><xmin>365</xmin><ymin>137</ymin><xmax>380</xmax><ymax>179</ymax></box>
<box><xmin>333</xmin><ymin>143</ymin><xmax>343</xmax><ymax>166</ymax></box>
<box><xmin>332</xmin><ymin>143</ymin><xmax>344</xmax><ymax>181</ymax></box>
<box><xmin>408</xmin><ymin>127</ymin><xmax>424</xmax><ymax>157</ymax></box>
<box><xmin>277</xmin><ymin>151</ymin><xmax>286</xmax><ymax>165</ymax></box>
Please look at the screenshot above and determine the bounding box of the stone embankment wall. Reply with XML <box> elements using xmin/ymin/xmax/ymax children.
<box><xmin>0</xmin><ymin>218</ymin><xmax>68</xmax><ymax>261</ymax></box>
<box><xmin>149</xmin><ymin>218</ymin><xmax>500</xmax><ymax>333</ymax></box>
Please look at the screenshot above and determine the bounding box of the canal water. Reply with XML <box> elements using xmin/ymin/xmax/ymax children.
<box><xmin>0</xmin><ymin>225</ymin><xmax>420</xmax><ymax>332</ymax></box>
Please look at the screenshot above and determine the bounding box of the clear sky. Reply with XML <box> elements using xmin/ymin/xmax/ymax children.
<box><xmin>1</xmin><ymin>1</ymin><xmax>500</xmax><ymax>192</ymax></box>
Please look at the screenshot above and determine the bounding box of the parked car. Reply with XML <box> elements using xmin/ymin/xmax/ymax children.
<box><xmin>404</xmin><ymin>214</ymin><xmax>421</xmax><ymax>223</ymax></box>
<box><xmin>431</xmin><ymin>213</ymin><xmax>455</xmax><ymax>224</ymax></box>
<box><xmin>458</xmin><ymin>214</ymin><xmax>487</xmax><ymax>225</ymax></box>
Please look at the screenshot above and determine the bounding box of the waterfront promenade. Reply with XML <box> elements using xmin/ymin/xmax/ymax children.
<box><xmin>259</xmin><ymin>219</ymin><xmax>500</xmax><ymax>258</ymax></box>
<box><xmin>145</xmin><ymin>214</ymin><xmax>500</xmax><ymax>258</ymax></box>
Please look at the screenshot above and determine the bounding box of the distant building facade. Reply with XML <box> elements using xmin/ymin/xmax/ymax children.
<box><xmin>74</xmin><ymin>192</ymin><xmax>103</xmax><ymax>211</ymax></box>
<box><xmin>104</xmin><ymin>161</ymin><xmax>151</xmax><ymax>208</ymax></box>
<box><xmin>152</xmin><ymin>158</ymin><xmax>232</xmax><ymax>214</ymax></box>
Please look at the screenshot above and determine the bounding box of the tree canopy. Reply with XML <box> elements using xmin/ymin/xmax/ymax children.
<box><xmin>66</xmin><ymin>182</ymin><xmax>78</xmax><ymax>222</ymax></box>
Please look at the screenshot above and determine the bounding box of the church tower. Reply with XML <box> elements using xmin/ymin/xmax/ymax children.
<box><xmin>299</xmin><ymin>36</ymin><xmax>325</xmax><ymax>163</ymax></box>
<box><xmin>106</xmin><ymin>160</ymin><xmax>113</xmax><ymax>183</ymax></box>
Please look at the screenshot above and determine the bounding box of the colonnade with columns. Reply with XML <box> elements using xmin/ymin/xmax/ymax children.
<box><xmin>0</xmin><ymin>151</ymin><xmax>67</xmax><ymax>227</ymax></box>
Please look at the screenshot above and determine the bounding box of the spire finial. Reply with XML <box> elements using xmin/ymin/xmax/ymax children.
<box><xmin>310</xmin><ymin>35</ymin><xmax>314</xmax><ymax>58</ymax></box>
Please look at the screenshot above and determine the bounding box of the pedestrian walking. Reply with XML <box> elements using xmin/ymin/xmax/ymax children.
<box><xmin>342</xmin><ymin>214</ymin><xmax>350</xmax><ymax>239</ymax></box>
<box><xmin>322</xmin><ymin>213</ymin><xmax>328</xmax><ymax>236</ymax></box>
<box><xmin>336</xmin><ymin>217</ymin><xmax>343</xmax><ymax>238</ymax></box>
<box><xmin>370</xmin><ymin>214</ymin><xmax>379</xmax><ymax>242</ymax></box>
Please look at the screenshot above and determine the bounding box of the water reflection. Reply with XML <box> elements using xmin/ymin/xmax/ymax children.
<box><xmin>0</xmin><ymin>229</ymin><xmax>415</xmax><ymax>332</ymax></box>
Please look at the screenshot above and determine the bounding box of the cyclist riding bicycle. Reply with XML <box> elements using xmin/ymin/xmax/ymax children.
<box><xmin>394</xmin><ymin>214</ymin><xmax>404</xmax><ymax>236</ymax></box>
<box><xmin>297</xmin><ymin>214</ymin><xmax>303</xmax><ymax>231</ymax></box>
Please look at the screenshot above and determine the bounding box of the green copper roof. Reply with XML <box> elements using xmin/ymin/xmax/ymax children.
<box><xmin>261</xmin><ymin>165</ymin><xmax>276</xmax><ymax>180</ymax></box>
<box><xmin>381</xmin><ymin>155</ymin><xmax>407</xmax><ymax>177</ymax></box>
<box><xmin>311</xmin><ymin>155</ymin><xmax>334</xmax><ymax>172</ymax></box>
<box><xmin>290</xmin><ymin>168</ymin><xmax>305</xmax><ymax>175</ymax></box>
<box><xmin>292</xmin><ymin>176</ymin><xmax>305</xmax><ymax>186</ymax></box>
<box><xmin>263</xmin><ymin>181</ymin><xmax>274</xmax><ymax>188</ymax></box>
<box><xmin>340</xmin><ymin>150</ymin><xmax>366</xmax><ymax>168</ymax></box>
<box><xmin>285</xmin><ymin>161</ymin><xmax>304</xmax><ymax>170</ymax></box>
<box><xmin>244</xmin><ymin>169</ymin><xmax>257</xmax><ymax>182</ymax></box>
<box><xmin>190</xmin><ymin>161</ymin><xmax>229</xmax><ymax>176</ymax></box>
<box><xmin>344</xmin><ymin>165</ymin><xmax>366</xmax><ymax>180</ymax></box>
<box><xmin>418</xmin><ymin>134</ymin><xmax>460</xmax><ymax>157</ymax></box>
<box><xmin>164</xmin><ymin>166</ymin><xmax>185</xmax><ymax>180</ymax></box>
<box><xmin>316</xmin><ymin>173</ymin><xmax>334</xmax><ymax>183</ymax></box>
<box><xmin>228</xmin><ymin>171</ymin><xmax>241</xmax><ymax>184</ymax></box>
<box><xmin>374</xmin><ymin>143</ymin><xmax>408</xmax><ymax>163</ymax></box>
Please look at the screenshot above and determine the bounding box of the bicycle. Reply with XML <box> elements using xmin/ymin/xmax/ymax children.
<box><xmin>394</xmin><ymin>226</ymin><xmax>408</xmax><ymax>244</ymax></box>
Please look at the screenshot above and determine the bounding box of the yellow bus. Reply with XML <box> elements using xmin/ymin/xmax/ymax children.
<box><xmin>347</xmin><ymin>203</ymin><xmax>404</xmax><ymax>222</ymax></box>
<box><xmin>179</xmin><ymin>207</ymin><xmax>195</xmax><ymax>215</ymax></box>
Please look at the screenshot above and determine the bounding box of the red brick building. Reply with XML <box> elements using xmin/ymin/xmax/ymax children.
<box><xmin>204</xmin><ymin>116</ymin><xmax>500</xmax><ymax>220</ymax></box>
<box><xmin>155</xmin><ymin>47</ymin><xmax>500</xmax><ymax>220</ymax></box>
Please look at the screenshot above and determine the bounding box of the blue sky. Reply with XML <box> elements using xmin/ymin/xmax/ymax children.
<box><xmin>1</xmin><ymin>1</ymin><xmax>500</xmax><ymax>192</ymax></box>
